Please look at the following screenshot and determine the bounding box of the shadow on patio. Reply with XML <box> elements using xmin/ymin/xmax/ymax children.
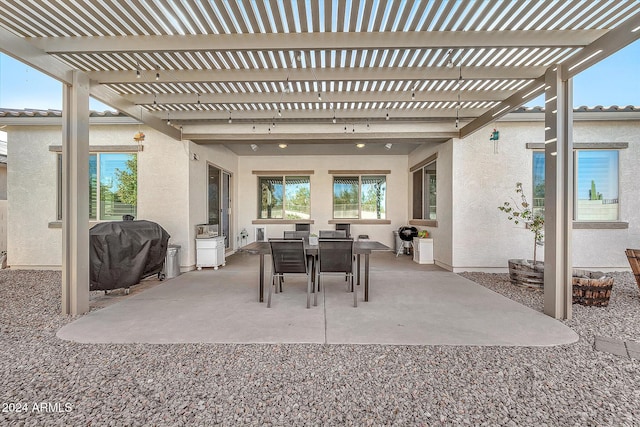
<box><xmin>57</xmin><ymin>251</ymin><xmax>578</xmax><ymax>346</ymax></box>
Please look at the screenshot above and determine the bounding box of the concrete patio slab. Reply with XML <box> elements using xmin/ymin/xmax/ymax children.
<box><xmin>58</xmin><ymin>252</ymin><xmax>578</xmax><ymax>346</ymax></box>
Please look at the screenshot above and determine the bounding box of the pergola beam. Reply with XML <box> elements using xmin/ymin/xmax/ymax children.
<box><xmin>459</xmin><ymin>76</ymin><xmax>546</xmax><ymax>138</ymax></box>
<box><xmin>155</xmin><ymin>108</ymin><xmax>476</xmax><ymax>121</ymax></box>
<box><xmin>126</xmin><ymin>90</ymin><xmax>512</xmax><ymax>105</ymax></box>
<box><xmin>91</xmin><ymin>66</ymin><xmax>545</xmax><ymax>84</ymax></box>
<box><xmin>31</xmin><ymin>30</ymin><xmax>606</xmax><ymax>54</ymax></box>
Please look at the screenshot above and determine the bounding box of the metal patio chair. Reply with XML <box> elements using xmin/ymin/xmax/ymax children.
<box><xmin>318</xmin><ymin>230</ymin><xmax>347</xmax><ymax>238</ymax></box>
<box><xmin>268</xmin><ymin>239</ymin><xmax>312</xmax><ymax>308</ymax></box>
<box><xmin>316</xmin><ymin>239</ymin><xmax>357</xmax><ymax>307</ymax></box>
<box><xmin>284</xmin><ymin>230</ymin><xmax>310</xmax><ymax>241</ymax></box>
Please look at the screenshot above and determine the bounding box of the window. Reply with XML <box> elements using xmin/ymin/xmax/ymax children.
<box><xmin>532</xmin><ymin>150</ymin><xmax>619</xmax><ymax>221</ymax></box>
<box><xmin>412</xmin><ymin>160</ymin><xmax>437</xmax><ymax>220</ymax></box>
<box><xmin>58</xmin><ymin>153</ymin><xmax>137</xmax><ymax>221</ymax></box>
<box><xmin>258</xmin><ymin>176</ymin><xmax>310</xmax><ymax>219</ymax></box>
<box><xmin>333</xmin><ymin>175</ymin><xmax>386</xmax><ymax>219</ymax></box>
<box><xmin>532</xmin><ymin>152</ymin><xmax>545</xmax><ymax>217</ymax></box>
<box><xmin>575</xmin><ymin>150</ymin><xmax>619</xmax><ymax>221</ymax></box>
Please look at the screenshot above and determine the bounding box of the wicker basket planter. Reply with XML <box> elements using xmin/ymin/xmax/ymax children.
<box><xmin>572</xmin><ymin>269</ymin><xmax>613</xmax><ymax>307</ymax></box>
<box><xmin>508</xmin><ymin>259</ymin><xmax>544</xmax><ymax>289</ymax></box>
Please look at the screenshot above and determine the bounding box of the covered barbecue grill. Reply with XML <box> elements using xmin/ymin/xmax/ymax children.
<box><xmin>90</xmin><ymin>220</ymin><xmax>170</xmax><ymax>292</ymax></box>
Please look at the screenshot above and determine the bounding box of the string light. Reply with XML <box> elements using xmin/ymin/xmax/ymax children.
<box><xmin>166</xmin><ymin>112</ymin><xmax>171</xmax><ymax>126</ymax></box>
<box><xmin>317</xmin><ymin>93</ymin><xmax>322</xmax><ymax>101</ymax></box>
<box><xmin>228</xmin><ymin>111</ymin><xmax>232</xmax><ymax>124</ymax></box>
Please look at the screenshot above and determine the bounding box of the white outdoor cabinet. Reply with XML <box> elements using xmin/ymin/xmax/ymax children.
<box><xmin>196</xmin><ymin>236</ymin><xmax>226</xmax><ymax>270</ymax></box>
<box><xmin>412</xmin><ymin>238</ymin><xmax>434</xmax><ymax>264</ymax></box>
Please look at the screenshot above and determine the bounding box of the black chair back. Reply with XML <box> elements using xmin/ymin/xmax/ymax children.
<box><xmin>284</xmin><ymin>230</ymin><xmax>310</xmax><ymax>240</ymax></box>
<box><xmin>295</xmin><ymin>223</ymin><xmax>311</xmax><ymax>232</ymax></box>
<box><xmin>335</xmin><ymin>223</ymin><xmax>351</xmax><ymax>238</ymax></box>
<box><xmin>318</xmin><ymin>239</ymin><xmax>354</xmax><ymax>273</ymax></box>
<box><xmin>269</xmin><ymin>239</ymin><xmax>307</xmax><ymax>274</ymax></box>
<box><xmin>319</xmin><ymin>230</ymin><xmax>347</xmax><ymax>238</ymax></box>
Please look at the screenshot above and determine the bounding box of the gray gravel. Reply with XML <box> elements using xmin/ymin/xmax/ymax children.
<box><xmin>1</xmin><ymin>269</ymin><xmax>640</xmax><ymax>426</ymax></box>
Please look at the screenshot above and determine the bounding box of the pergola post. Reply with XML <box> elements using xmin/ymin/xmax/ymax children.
<box><xmin>543</xmin><ymin>66</ymin><xmax>573</xmax><ymax>320</ymax></box>
<box><xmin>61</xmin><ymin>70</ymin><xmax>90</xmax><ymax>315</ymax></box>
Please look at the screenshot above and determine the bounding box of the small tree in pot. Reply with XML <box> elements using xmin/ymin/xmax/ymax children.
<box><xmin>498</xmin><ymin>183</ymin><xmax>545</xmax><ymax>286</ymax></box>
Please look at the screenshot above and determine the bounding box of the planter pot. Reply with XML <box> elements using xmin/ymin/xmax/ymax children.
<box><xmin>508</xmin><ymin>261</ymin><xmax>614</xmax><ymax>306</ymax></box>
<box><xmin>572</xmin><ymin>269</ymin><xmax>613</xmax><ymax>307</ymax></box>
<box><xmin>508</xmin><ymin>259</ymin><xmax>544</xmax><ymax>289</ymax></box>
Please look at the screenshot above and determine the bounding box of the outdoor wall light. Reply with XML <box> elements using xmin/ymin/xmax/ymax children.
<box><xmin>278</xmin><ymin>143</ymin><xmax>287</xmax><ymax>149</ymax></box>
<box><xmin>384</xmin><ymin>143</ymin><xmax>392</xmax><ymax>150</ymax></box>
<box><xmin>356</xmin><ymin>143</ymin><xmax>366</xmax><ymax>148</ymax></box>
<box><xmin>250</xmin><ymin>144</ymin><xmax>258</xmax><ymax>151</ymax></box>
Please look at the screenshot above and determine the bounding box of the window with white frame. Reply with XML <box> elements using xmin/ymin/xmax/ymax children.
<box><xmin>257</xmin><ymin>175</ymin><xmax>310</xmax><ymax>220</ymax></box>
<box><xmin>57</xmin><ymin>153</ymin><xmax>137</xmax><ymax>221</ymax></box>
<box><xmin>532</xmin><ymin>150</ymin><xmax>619</xmax><ymax>221</ymax></box>
<box><xmin>333</xmin><ymin>175</ymin><xmax>386</xmax><ymax>219</ymax></box>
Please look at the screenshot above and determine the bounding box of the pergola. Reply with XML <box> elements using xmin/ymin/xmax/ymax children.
<box><xmin>1</xmin><ymin>0</ymin><xmax>639</xmax><ymax>318</ymax></box>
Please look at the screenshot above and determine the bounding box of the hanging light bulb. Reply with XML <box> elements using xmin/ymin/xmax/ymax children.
<box><xmin>166</xmin><ymin>112</ymin><xmax>171</xmax><ymax>126</ymax></box>
<box><xmin>153</xmin><ymin>93</ymin><xmax>157</xmax><ymax>105</ymax></box>
<box><xmin>332</xmin><ymin>116</ymin><xmax>336</xmax><ymax>124</ymax></box>
<box><xmin>446</xmin><ymin>50</ymin><xmax>454</xmax><ymax>68</ymax></box>
<box><xmin>155</xmin><ymin>71</ymin><xmax>160</xmax><ymax>81</ymax></box>
<box><xmin>136</xmin><ymin>69</ymin><xmax>141</xmax><ymax>79</ymax></box>
<box><xmin>197</xmin><ymin>93</ymin><xmax>201</xmax><ymax>105</ymax></box>
<box><xmin>228</xmin><ymin>111</ymin><xmax>232</xmax><ymax>124</ymax></box>
<box><xmin>411</xmin><ymin>91</ymin><xmax>415</xmax><ymax>100</ymax></box>
<box><xmin>278</xmin><ymin>108</ymin><xmax>282</xmax><ymax>117</ymax></box>
<box><xmin>318</xmin><ymin>93</ymin><xmax>322</xmax><ymax>101</ymax></box>
<box><xmin>385</xmin><ymin>112</ymin><xmax>390</xmax><ymax>120</ymax></box>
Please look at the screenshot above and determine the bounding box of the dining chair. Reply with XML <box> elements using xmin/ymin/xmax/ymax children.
<box><xmin>335</xmin><ymin>223</ymin><xmax>351</xmax><ymax>238</ymax></box>
<box><xmin>318</xmin><ymin>230</ymin><xmax>347</xmax><ymax>238</ymax></box>
<box><xmin>268</xmin><ymin>239</ymin><xmax>312</xmax><ymax>308</ymax></box>
<box><xmin>284</xmin><ymin>230</ymin><xmax>310</xmax><ymax>240</ymax></box>
<box><xmin>316</xmin><ymin>238</ymin><xmax>357</xmax><ymax>307</ymax></box>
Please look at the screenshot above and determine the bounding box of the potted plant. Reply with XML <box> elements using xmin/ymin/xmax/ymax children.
<box><xmin>498</xmin><ymin>182</ymin><xmax>545</xmax><ymax>288</ymax></box>
<box><xmin>309</xmin><ymin>233</ymin><xmax>319</xmax><ymax>246</ymax></box>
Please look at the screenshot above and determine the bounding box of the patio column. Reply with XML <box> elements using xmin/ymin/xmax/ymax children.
<box><xmin>61</xmin><ymin>70</ymin><xmax>90</xmax><ymax>315</ymax></box>
<box><xmin>543</xmin><ymin>67</ymin><xmax>573</xmax><ymax>320</ymax></box>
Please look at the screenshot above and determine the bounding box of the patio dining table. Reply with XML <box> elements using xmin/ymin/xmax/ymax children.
<box><xmin>238</xmin><ymin>240</ymin><xmax>390</xmax><ymax>303</ymax></box>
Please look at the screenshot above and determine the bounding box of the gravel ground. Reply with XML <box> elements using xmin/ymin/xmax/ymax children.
<box><xmin>1</xmin><ymin>269</ymin><xmax>640</xmax><ymax>426</ymax></box>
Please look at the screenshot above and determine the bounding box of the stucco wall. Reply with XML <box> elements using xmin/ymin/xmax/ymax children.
<box><xmin>236</xmin><ymin>155</ymin><xmax>409</xmax><ymax>249</ymax></box>
<box><xmin>5</xmin><ymin>115</ymin><xmax>639</xmax><ymax>271</ymax></box>
<box><xmin>7</xmin><ymin>124</ymin><xmax>191</xmax><ymax>269</ymax></box>
<box><xmin>452</xmin><ymin>119</ymin><xmax>640</xmax><ymax>271</ymax></box>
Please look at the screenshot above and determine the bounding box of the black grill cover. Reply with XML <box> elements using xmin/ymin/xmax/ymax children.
<box><xmin>90</xmin><ymin>220</ymin><xmax>170</xmax><ymax>291</ymax></box>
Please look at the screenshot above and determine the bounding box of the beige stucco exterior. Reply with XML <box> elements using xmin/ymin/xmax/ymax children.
<box><xmin>3</xmin><ymin>112</ymin><xmax>639</xmax><ymax>272</ymax></box>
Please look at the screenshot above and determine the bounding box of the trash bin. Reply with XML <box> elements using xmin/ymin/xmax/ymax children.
<box><xmin>393</xmin><ymin>230</ymin><xmax>401</xmax><ymax>254</ymax></box>
<box><xmin>164</xmin><ymin>244</ymin><xmax>181</xmax><ymax>279</ymax></box>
